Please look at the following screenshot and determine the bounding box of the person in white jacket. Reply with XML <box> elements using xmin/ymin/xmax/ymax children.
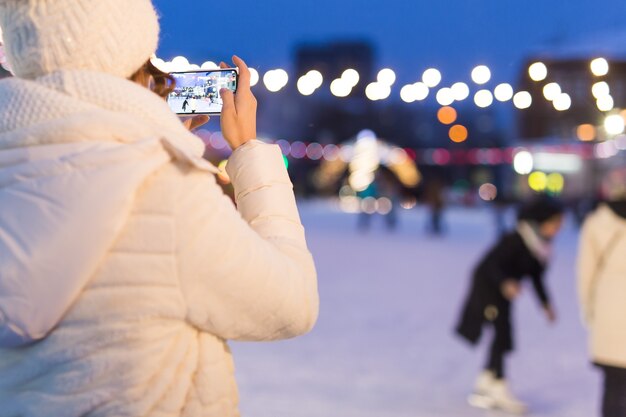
<box><xmin>579</xmin><ymin>193</ymin><xmax>626</xmax><ymax>417</ymax></box>
<box><xmin>0</xmin><ymin>1</ymin><xmax>319</xmax><ymax>416</ymax></box>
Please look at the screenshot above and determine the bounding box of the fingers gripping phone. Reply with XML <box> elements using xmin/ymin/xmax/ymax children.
<box><xmin>167</xmin><ymin>68</ymin><xmax>238</xmax><ymax>116</ymax></box>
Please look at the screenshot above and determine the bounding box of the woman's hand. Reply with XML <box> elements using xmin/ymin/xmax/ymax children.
<box><xmin>544</xmin><ymin>305</ymin><xmax>557</xmax><ymax>323</ymax></box>
<box><xmin>501</xmin><ymin>279</ymin><xmax>521</xmax><ymax>301</ymax></box>
<box><xmin>219</xmin><ymin>56</ymin><xmax>257</xmax><ymax>150</ymax></box>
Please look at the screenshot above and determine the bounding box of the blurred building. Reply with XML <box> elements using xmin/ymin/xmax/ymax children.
<box><xmin>294</xmin><ymin>40</ymin><xmax>375</xmax><ymax>98</ymax></box>
<box><xmin>518</xmin><ymin>30</ymin><xmax>626</xmax><ymax>140</ymax></box>
<box><xmin>511</xmin><ymin>31</ymin><xmax>626</xmax><ymax>206</ymax></box>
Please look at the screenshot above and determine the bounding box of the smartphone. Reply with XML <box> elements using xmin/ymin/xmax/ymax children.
<box><xmin>167</xmin><ymin>68</ymin><xmax>238</xmax><ymax>116</ymax></box>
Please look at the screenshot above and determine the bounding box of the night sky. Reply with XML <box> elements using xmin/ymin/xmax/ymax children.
<box><xmin>153</xmin><ymin>0</ymin><xmax>626</xmax><ymax>86</ymax></box>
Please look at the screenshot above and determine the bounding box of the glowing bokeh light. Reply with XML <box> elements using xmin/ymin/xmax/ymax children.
<box><xmin>591</xmin><ymin>58</ymin><xmax>609</xmax><ymax>76</ymax></box>
<box><xmin>576</xmin><ymin>124</ymin><xmax>596</xmax><ymax>142</ymax></box>
<box><xmin>349</xmin><ymin>134</ymin><xmax>380</xmax><ymax>192</ymax></box>
<box><xmin>357</xmin><ymin>129</ymin><xmax>376</xmax><ymax>140</ymax></box>
<box><xmin>330</xmin><ymin>79</ymin><xmax>351</xmax><ymax>97</ymax></box>
<box><xmin>528</xmin><ymin>171</ymin><xmax>548</xmax><ymax>192</ymax></box>
<box><xmin>377</xmin><ymin>68</ymin><xmax>397</xmax><ymax>86</ymax></box>
<box><xmin>553</xmin><ymin>93</ymin><xmax>572</xmax><ymax>111</ymax></box>
<box><xmin>449</xmin><ymin>125</ymin><xmax>468</xmax><ymax>143</ymax></box>
<box><xmin>513</xmin><ymin>150</ymin><xmax>533</xmax><ymax>175</ymax></box>
<box><xmin>605</xmin><ymin>114</ymin><xmax>625</xmax><ymax>135</ymax></box>
<box><xmin>307</xmin><ymin>70</ymin><xmax>323</xmax><ymax>88</ymax></box>
<box><xmin>437</xmin><ymin>106</ymin><xmax>458</xmax><ymax>125</ymax></box>
<box><xmin>201</xmin><ymin>61</ymin><xmax>218</xmax><ymax>70</ymax></box>
<box><xmin>592</xmin><ymin>81</ymin><xmax>610</xmax><ymax>99</ymax></box>
<box><xmin>471</xmin><ymin>65</ymin><xmax>491</xmax><ymax>85</ymax></box>
<box><xmin>171</xmin><ymin>56</ymin><xmax>190</xmax><ymax>71</ymax></box>
<box><xmin>528</xmin><ymin>62</ymin><xmax>548</xmax><ymax>81</ymax></box>
<box><xmin>413</xmin><ymin>82</ymin><xmax>430</xmax><ymax>100</ymax></box>
<box><xmin>401</xmin><ymin>82</ymin><xmax>430</xmax><ymax>102</ymax></box>
<box><xmin>342</xmin><ymin>69</ymin><xmax>360</xmax><ymax>87</ymax></box>
<box><xmin>422</xmin><ymin>68</ymin><xmax>442</xmax><ymax>88</ymax></box>
<box><xmin>322</xmin><ymin>144</ymin><xmax>340</xmax><ymax>161</ymax></box>
<box><xmin>365</xmin><ymin>83</ymin><xmax>378</xmax><ymax>101</ymax></box>
<box><xmin>361</xmin><ymin>197</ymin><xmax>378</xmax><ymax>214</ymax></box>
<box><xmin>297</xmin><ymin>75</ymin><xmax>316</xmax><ymax>96</ymax></box>
<box><xmin>451</xmin><ymin>82</ymin><xmax>470</xmax><ymax>101</ymax></box>
<box><xmin>377</xmin><ymin>197</ymin><xmax>393</xmax><ymax>215</ymax></box>
<box><xmin>400</xmin><ymin>84</ymin><xmax>417</xmax><ymax>103</ymax></box>
<box><xmin>208</xmin><ymin>132</ymin><xmax>228</xmax><ymax>150</ymax></box>
<box><xmin>595</xmin><ymin>140</ymin><xmax>620</xmax><ymax>159</ymax></box>
<box><xmin>436</xmin><ymin>87</ymin><xmax>454</xmax><ymax>106</ymax></box>
<box><xmin>543</xmin><ymin>82</ymin><xmax>561</xmax><ymax>101</ymax></box>
<box><xmin>263</xmin><ymin>69</ymin><xmax>289</xmax><ymax>92</ymax></box>
<box><xmin>306</xmin><ymin>143</ymin><xmax>324</xmax><ymax>160</ymax></box>
<box><xmin>546</xmin><ymin>173</ymin><xmax>565</xmax><ymax>194</ymax></box>
<box><xmin>249</xmin><ymin>68</ymin><xmax>259</xmax><ymax>87</ymax></box>
<box><xmin>513</xmin><ymin>91</ymin><xmax>532</xmax><ymax>109</ymax></box>
<box><xmin>365</xmin><ymin>82</ymin><xmax>391</xmax><ymax>101</ymax></box>
<box><xmin>494</xmin><ymin>83</ymin><xmax>514</xmax><ymax>102</ymax></box>
<box><xmin>597</xmin><ymin>95</ymin><xmax>615</xmax><ymax>112</ymax></box>
<box><xmin>479</xmin><ymin>183</ymin><xmax>498</xmax><ymax>201</ymax></box>
<box><xmin>474</xmin><ymin>90</ymin><xmax>494</xmax><ymax>108</ymax></box>
<box><xmin>276</xmin><ymin>139</ymin><xmax>291</xmax><ymax>156</ymax></box>
<box><xmin>150</xmin><ymin>56</ymin><xmax>167</xmax><ymax>72</ymax></box>
<box><xmin>290</xmin><ymin>141</ymin><xmax>307</xmax><ymax>159</ymax></box>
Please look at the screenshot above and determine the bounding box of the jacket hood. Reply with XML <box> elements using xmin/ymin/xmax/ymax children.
<box><xmin>0</xmin><ymin>70</ymin><xmax>216</xmax><ymax>347</ymax></box>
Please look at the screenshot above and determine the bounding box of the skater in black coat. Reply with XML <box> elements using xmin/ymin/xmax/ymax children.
<box><xmin>455</xmin><ymin>197</ymin><xmax>565</xmax><ymax>414</ymax></box>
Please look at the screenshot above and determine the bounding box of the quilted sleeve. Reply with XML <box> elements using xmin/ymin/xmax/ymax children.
<box><xmin>175</xmin><ymin>141</ymin><xmax>319</xmax><ymax>341</ymax></box>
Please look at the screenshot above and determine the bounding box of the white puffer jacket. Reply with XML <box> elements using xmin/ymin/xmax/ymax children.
<box><xmin>578</xmin><ymin>204</ymin><xmax>626</xmax><ymax>368</ymax></box>
<box><xmin>0</xmin><ymin>70</ymin><xmax>319</xmax><ymax>417</ymax></box>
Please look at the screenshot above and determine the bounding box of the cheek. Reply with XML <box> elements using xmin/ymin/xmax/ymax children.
<box><xmin>549</xmin><ymin>224</ymin><xmax>562</xmax><ymax>236</ymax></box>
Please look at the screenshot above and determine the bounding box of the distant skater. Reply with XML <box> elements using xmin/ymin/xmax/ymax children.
<box><xmin>424</xmin><ymin>178</ymin><xmax>446</xmax><ymax>235</ymax></box>
<box><xmin>455</xmin><ymin>197</ymin><xmax>565</xmax><ymax>414</ymax></box>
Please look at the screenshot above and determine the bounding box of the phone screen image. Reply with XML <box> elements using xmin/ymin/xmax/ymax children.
<box><xmin>167</xmin><ymin>69</ymin><xmax>238</xmax><ymax>115</ymax></box>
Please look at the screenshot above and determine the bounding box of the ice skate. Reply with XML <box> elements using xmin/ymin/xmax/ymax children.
<box><xmin>474</xmin><ymin>370</ymin><xmax>496</xmax><ymax>394</ymax></box>
<box><xmin>467</xmin><ymin>371</ymin><xmax>497</xmax><ymax>409</ymax></box>
<box><xmin>488</xmin><ymin>379</ymin><xmax>528</xmax><ymax>415</ymax></box>
<box><xmin>468</xmin><ymin>373</ymin><xmax>527</xmax><ymax>414</ymax></box>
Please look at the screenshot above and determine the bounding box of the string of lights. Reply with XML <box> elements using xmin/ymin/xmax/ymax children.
<box><xmin>150</xmin><ymin>55</ymin><xmax>618</xmax><ymax>114</ymax></box>
<box><xmin>196</xmin><ymin>128</ymin><xmax>605</xmax><ymax>167</ymax></box>
<box><xmin>150</xmin><ymin>54</ymin><xmax>626</xmax><ymax>147</ymax></box>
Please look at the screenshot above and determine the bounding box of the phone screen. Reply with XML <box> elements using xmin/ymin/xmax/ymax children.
<box><xmin>167</xmin><ymin>69</ymin><xmax>238</xmax><ymax>116</ymax></box>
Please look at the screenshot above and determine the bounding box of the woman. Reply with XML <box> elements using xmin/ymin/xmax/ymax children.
<box><xmin>456</xmin><ymin>197</ymin><xmax>564</xmax><ymax>414</ymax></box>
<box><xmin>0</xmin><ymin>1</ymin><xmax>319</xmax><ymax>416</ymax></box>
<box><xmin>579</xmin><ymin>183</ymin><xmax>626</xmax><ymax>417</ymax></box>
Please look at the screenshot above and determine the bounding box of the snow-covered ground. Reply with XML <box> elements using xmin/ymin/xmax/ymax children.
<box><xmin>231</xmin><ymin>201</ymin><xmax>600</xmax><ymax>417</ymax></box>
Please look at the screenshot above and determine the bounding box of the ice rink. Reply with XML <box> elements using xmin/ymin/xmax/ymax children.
<box><xmin>166</xmin><ymin>96</ymin><xmax>222</xmax><ymax>114</ymax></box>
<box><xmin>231</xmin><ymin>201</ymin><xmax>600</xmax><ymax>417</ymax></box>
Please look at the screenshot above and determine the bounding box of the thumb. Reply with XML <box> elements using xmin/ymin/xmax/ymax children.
<box><xmin>221</xmin><ymin>88</ymin><xmax>236</xmax><ymax>116</ymax></box>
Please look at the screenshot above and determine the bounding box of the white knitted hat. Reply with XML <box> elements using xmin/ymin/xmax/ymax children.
<box><xmin>0</xmin><ymin>0</ymin><xmax>160</xmax><ymax>79</ymax></box>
